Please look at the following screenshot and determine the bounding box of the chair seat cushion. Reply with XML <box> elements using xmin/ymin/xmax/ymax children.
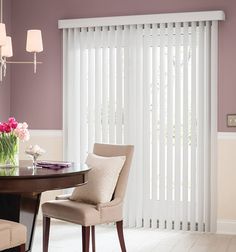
<box><xmin>70</xmin><ymin>153</ymin><xmax>126</xmax><ymax>204</ymax></box>
<box><xmin>42</xmin><ymin>200</ymin><xmax>101</xmax><ymax>226</ymax></box>
<box><xmin>0</xmin><ymin>219</ymin><xmax>26</xmax><ymax>250</ymax></box>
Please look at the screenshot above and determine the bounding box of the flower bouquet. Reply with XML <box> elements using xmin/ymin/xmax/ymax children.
<box><xmin>0</xmin><ymin>117</ymin><xmax>30</xmax><ymax>167</ymax></box>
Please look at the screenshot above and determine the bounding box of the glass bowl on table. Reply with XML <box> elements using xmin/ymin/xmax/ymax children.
<box><xmin>25</xmin><ymin>145</ymin><xmax>45</xmax><ymax>168</ymax></box>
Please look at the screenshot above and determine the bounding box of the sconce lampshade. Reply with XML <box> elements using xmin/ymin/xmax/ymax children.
<box><xmin>0</xmin><ymin>23</ymin><xmax>7</xmax><ymax>46</ymax></box>
<box><xmin>1</xmin><ymin>36</ymin><xmax>13</xmax><ymax>57</ymax></box>
<box><xmin>26</xmin><ymin>29</ymin><xmax>43</xmax><ymax>53</ymax></box>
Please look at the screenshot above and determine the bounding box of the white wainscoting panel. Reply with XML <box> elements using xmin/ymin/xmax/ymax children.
<box><xmin>19</xmin><ymin>130</ymin><xmax>63</xmax><ymax>161</ymax></box>
<box><xmin>18</xmin><ymin>130</ymin><xmax>236</xmax><ymax>231</ymax></box>
<box><xmin>217</xmin><ymin>132</ymin><xmax>236</xmax><ymax>234</ymax></box>
<box><xmin>19</xmin><ymin>130</ymin><xmax>63</xmax><ymax>219</ymax></box>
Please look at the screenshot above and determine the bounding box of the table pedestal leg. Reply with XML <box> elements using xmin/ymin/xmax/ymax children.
<box><xmin>0</xmin><ymin>193</ymin><xmax>41</xmax><ymax>252</ymax></box>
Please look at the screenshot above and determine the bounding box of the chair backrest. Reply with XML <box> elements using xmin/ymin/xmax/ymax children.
<box><xmin>93</xmin><ymin>143</ymin><xmax>134</xmax><ymax>201</ymax></box>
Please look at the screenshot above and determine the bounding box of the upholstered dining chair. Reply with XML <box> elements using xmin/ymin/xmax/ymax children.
<box><xmin>42</xmin><ymin>143</ymin><xmax>134</xmax><ymax>252</ymax></box>
<box><xmin>0</xmin><ymin>219</ymin><xmax>27</xmax><ymax>252</ymax></box>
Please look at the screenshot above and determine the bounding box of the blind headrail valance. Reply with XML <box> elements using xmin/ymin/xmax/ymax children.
<box><xmin>58</xmin><ymin>11</ymin><xmax>225</xmax><ymax>29</ymax></box>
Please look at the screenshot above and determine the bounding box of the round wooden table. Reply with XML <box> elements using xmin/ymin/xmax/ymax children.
<box><xmin>0</xmin><ymin>161</ymin><xmax>90</xmax><ymax>252</ymax></box>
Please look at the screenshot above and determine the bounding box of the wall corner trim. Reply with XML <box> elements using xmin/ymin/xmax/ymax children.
<box><xmin>217</xmin><ymin>219</ymin><xmax>236</xmax><ymax>234</ymax></box>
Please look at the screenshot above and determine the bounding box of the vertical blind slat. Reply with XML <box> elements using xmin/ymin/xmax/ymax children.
<box><xmin>143</xmin><ymin>24</ymin><xmax>151</xmax><ymax>228</ymax></box>
<box><xmin>210</xmin><ymin>20</ymin><xmax>218</xmax><ymax>233</ymax></box>
<box><xmin>123</xmin><ymin>26</ymin><xmax>129</xmax><ymax>144</ymax></box>
<box><xmin>67</xmin><ymin>29</ymin><xmax>74</xmax><ymax>161</ymax></box>
<box><xmin>167</xmin><ymin>22</ymin><xmax>174</xmax><ymax>230</ymax></box>
<box><xmin>127</xmin><ymin>25</ymin><xmax>137</xmax><ymax>227</ymax></box>
<box><xmin>102</xmin><ymin>27</ymin><xmax>109</xmax><ymax>142</ymax></box>
<box><xmin>204</xmin><ymin>21</ymin><xmax>211</xmax><ymax>232</ymax></box>
<box><xmin>197</xmin><ymin>21</ymin><xmax>205</xmax><ymax>232</ymax></box>
<box><xmin>73</xmin><ymin>29</ymin><xmax>81</xmax><ymax>163</ymax></box>
<box><xmin>123</xmin><ymin>25</ymin><xmax>130</xmax><ymax>226</ymax></box>
<box><xmin>174</xmin><ymin>22</ymin><xmax>181</xmax><ymax>231</ymax></box>
<box><xmin>115</xmin><ymin>26</ymin><xmax>123</xmax><ymax>144</ymax></box>
<box><xmin>135</xmin><ymin>24</ymin><xmax>144</xmax><ymax>227</ymax></box>
<box><xmin>109</xmin><ymin>27</ymin><xmax>116</xmax><ymax>143</ymax></box>
<box><xmin>94</xmin><ymin>27</ymin><xmax>102</xmax><ymax>142</ymax></box>
<box><xmin>63</xmin><ymin>29</ymin><xmax>69</xmax><ymax>161</ymax></box>
<box><xmin>190</xmin><ymin>21</ymin><xmax>197</xmax><ymax>232</ymax></box>
<box><xmin>80</xmin><ymin>28</ymin><xmax>88</xmax><ymax>163</ymax></box>
<box><xmin>151</xmin><ymin>23</ymin><xmax>158</xmax><ymax>228</ymax></box>
<box><xmin>87</xmin><ymin>28</ymin><xmax>95</xmax><ymax>151</ymax></box>
<box><xmin>182</xmin><ymin>22</ymin><xmax>189</xmax><ymax>231</ymax></box>
<box><xmin>159</xmin><ymin>23</ymin><xmax>166</xmax><ymax>229</ymax></box>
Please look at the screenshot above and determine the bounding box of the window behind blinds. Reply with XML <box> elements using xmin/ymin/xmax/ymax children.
<box><xmin>61</xmin><ymin>12</ymin><xmax>224</xmax><ymax>232</ymax></box>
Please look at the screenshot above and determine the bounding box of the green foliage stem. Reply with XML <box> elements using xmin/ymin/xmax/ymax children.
<box><xmin>0</xmin><ymin>133</ymin><xmax>19</xmax><ymax>166</ymax></box>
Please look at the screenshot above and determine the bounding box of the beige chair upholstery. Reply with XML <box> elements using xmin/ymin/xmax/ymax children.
<box><xmin>42</xmin><ymin>143</ymin><xmax>134</xmax><ymax>252</ymax></box>
<box><xmin>0</xmin><ymin>219</ymin><xmax>27</xmax><ymax>251</ymax></box>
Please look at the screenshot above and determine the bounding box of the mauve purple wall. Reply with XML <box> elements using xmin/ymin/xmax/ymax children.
<box><xmin>0</xmin><ymin>0</ymin><xmax>11</xmax><ymax>122</ymax></box>
<box><xmin>9</xmin><ymin>0</ymin><xmax>236</xmax><ymax>131</ymax></box>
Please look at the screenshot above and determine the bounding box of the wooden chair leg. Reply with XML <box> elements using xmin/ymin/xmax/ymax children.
<box><xmin>82</xmin><ymin>226</ymin><xmax>90</xmax><ymax>252</ymax></box>
<box><xmin>116</xmin><ymin>220</ymin><xmax>126</xmax><ymax>252</ymax></box>
<box><xmin>19</xmin><ymin>244</ymin><xmax>26</xmax><ymax>252</ymax></box>
<box><xmin>43</xmin><ymin>216</ymin><xmax>51</xmax><ymax>252</ymax></box>
<box><xmin>91</xmin><ymin>225</ymin><xmax>96</xmax><ymax>252</ymax></box>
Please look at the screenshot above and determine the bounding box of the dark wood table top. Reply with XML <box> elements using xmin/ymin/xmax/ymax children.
<box><xmin>0</xmin><ymin>160</ymin><xmax>90</xmax><ymax>179</ymax></box>
<box><xmin>0</xmin><ymin>160</ymin><xmax>90</xmax><ymax>193</ymax></box>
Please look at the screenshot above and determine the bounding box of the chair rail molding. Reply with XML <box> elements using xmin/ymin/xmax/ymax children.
<box><xmin>29</xmin><ymin>130</ymin><xmax>63</xmax><ymax>137</ymax></box>
<box><xmin>218</xmin><ymin>132</ymin><xmax>236</xmax><ymax>140</ymax></box>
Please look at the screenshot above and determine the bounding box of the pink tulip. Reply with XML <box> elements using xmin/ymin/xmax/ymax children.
<box><xmin>8</xmin><ymin>117</ymin><xmax>18</xmax><ymax>129</ymax></box>
<box><xmin>14</xmin><ymin>123</ymin><xmax>30</xmax><ymax>142</ymax></box>
<box><xmin>0</xmin><ymin>118</ymin><xmax>30</xmax><ymax>142</ymax></box>
<box><xmin>3</xmin><ymin>123</ymin><xmax>11</xmax><ymax>133</ymax></box>
<box><xmin>8</xmin><ymin>117</ymin><xmax>16</xmax><ymax>123</ymax></box>
<box><xmin>22</xmin><ymin>122</ymin><xmax>28</xmax><ymax>129</ymax></box>
<box><xmin>0</xmin><ymin>123</ymin><xmax>4</xmax><ymax>133</ymax></box>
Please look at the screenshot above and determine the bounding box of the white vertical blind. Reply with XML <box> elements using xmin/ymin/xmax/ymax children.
<box><xmin>109</xmin><ymin>26</ymin><xmax>116</xmax><ymax>143</ymax></box>
<box><xmin>190</xmin><ymin>21</ymin><xmax>197</xmax><ymax>232</ymax></box>
<box><xmin>182</xmin><ymin>21</ymin><xmax>189</xmax><ymax>231</ymax></box>
<box><xmin>174</xmin><ymin>21</ymin><xmax>181</xmax><ymax>231</ymax></box>
<box><xmin>87</xmin><ymin>27</ymin><xmax>95</xmax><ymax>151</ymax></box>
<box><xmin>197</xmin><ymin>21</ymin><xmax>204</xmax><ymax>232</ymax></box>
<box><xmin>79</xmin><ymin>28</ymin><xmax>88</xmax><ymax>163</ymax></box>
<box><xmin>210</xmin><ymin>20</ymin><xmax>218</xmax><ymax>233</ymax></box>
<box><xmin>143</xmin><ymin>24</ymin><xmax>151</xmax><ymax>228</ymax></box>
<box><xmin>62</xmin><ymin>12</ymin><xmax>223</xmax><ymax>232</ymax></box>
<box><xmin>134</xmin><ymin>24</ymin><xmax>144</xmax><ymax>228</ymax></box>
<box><xmin>159</xmin><ymin>22</ymin><xmax>166</xmax><ymax>230</ymax></box>
<box><xmin>166</xmin><ymin>22</ymin><xmax>174</xmax><ymax>230</ymax></box>
<box><xmin>151</xmin><ymin>23</ymin><xmax>158</xmax><ymax>228</ymax></box>
<box><xmin>115</xmin><ymin>26</ymin><xmax>123</xmax><ymax>144</ymax></box>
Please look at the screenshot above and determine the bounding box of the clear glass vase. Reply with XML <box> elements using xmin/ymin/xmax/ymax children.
<box><xmin>0</xmin><ymin>134</ymin><xmax>19</xmax><ymax>167</ymax></box>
